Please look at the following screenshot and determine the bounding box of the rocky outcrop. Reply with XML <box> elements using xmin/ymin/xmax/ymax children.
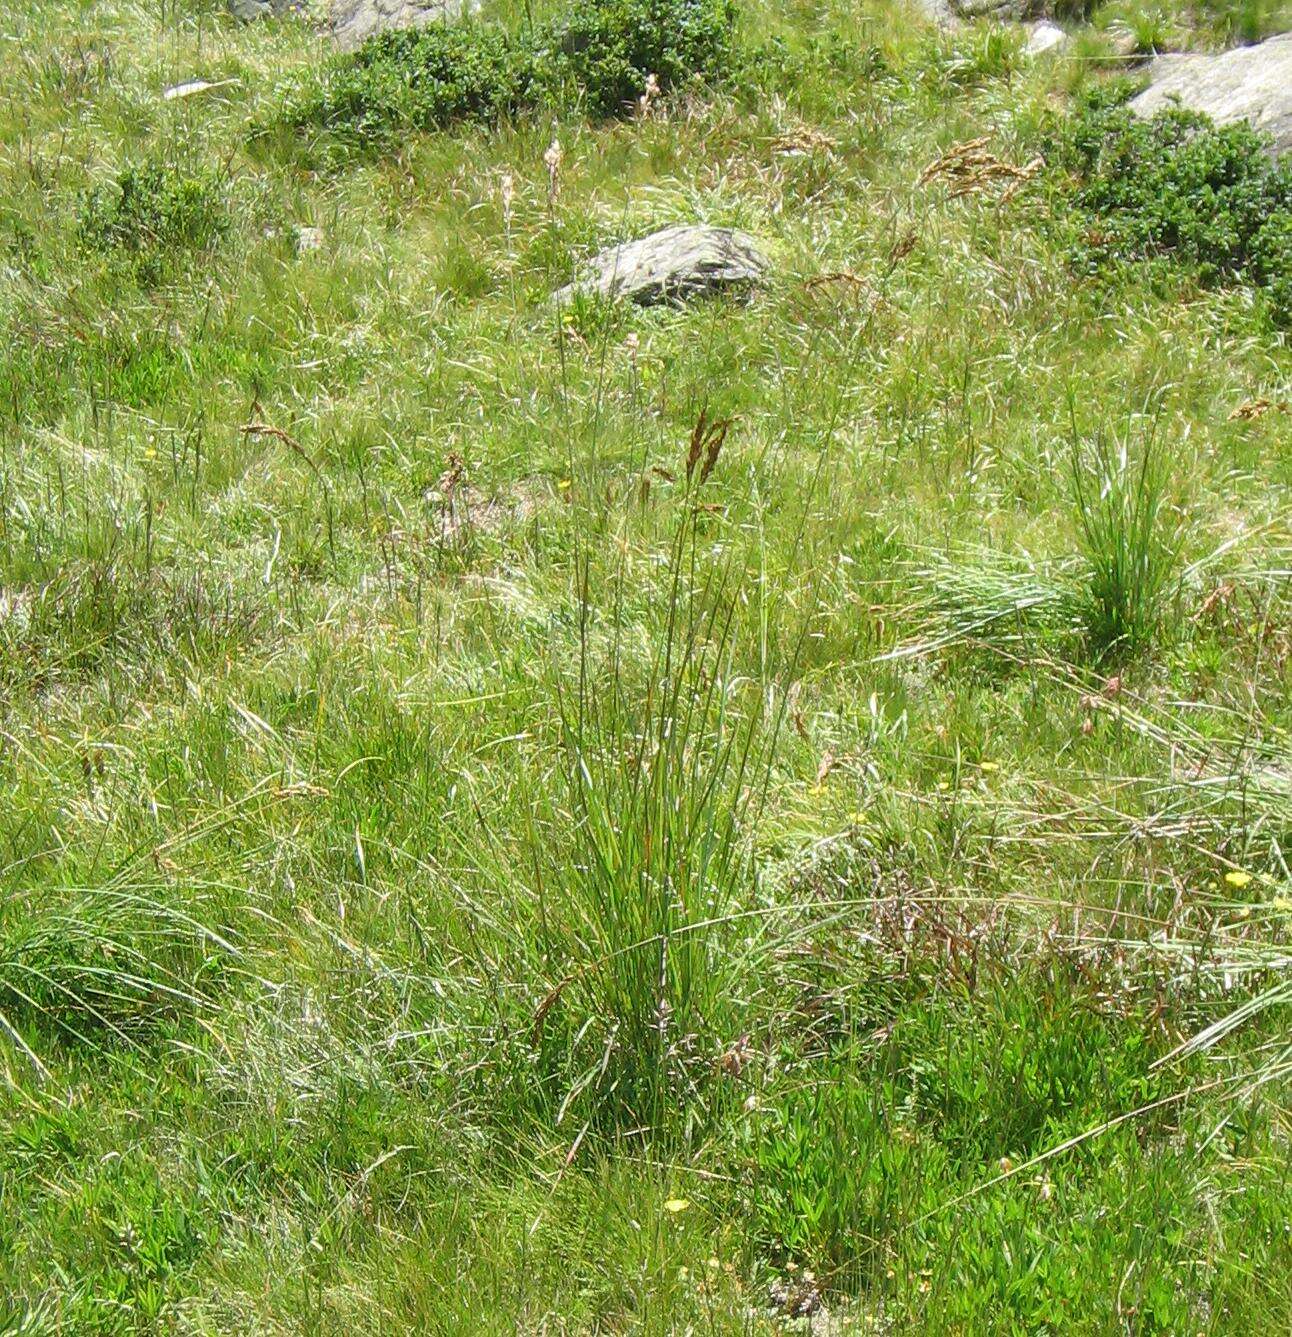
<box><xmin>228</xmin><ymin>0</ymin><xmax>478</xmax><ymax>48</ymax></box>
<box><xmin>555</xmin><ymin>226</ymin><xmax>769</xmax><ymax>306</ymax></box>
<box><xmin>916</xmin><ymin>0</ymin><xmax>1056</xmax><ymax>25</ymax></box>
<box><xmin>329</xmin><ymin>0</ymin><xmax>479</xmax><ymax>51</ymax></box>
<box><xmin>226</xmin><ymin>0</ymin><xmax>297</xmax><ymax>19</ymax></box>
<box><xmin>1130</xmin><ymin>33</ymin><xmax>1292</xmax><ymax>157</ymax></box>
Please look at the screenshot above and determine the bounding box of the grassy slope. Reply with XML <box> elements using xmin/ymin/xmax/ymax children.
<box><xmin>0</xmin><ymin>0</ymin><xmax>1290</xmax><ymax>1331</ymax></box>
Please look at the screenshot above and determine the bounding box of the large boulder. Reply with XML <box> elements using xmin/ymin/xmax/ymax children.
<box><xmin>555</xmin><ymin>226</ymin><xmax>769</xmax><ymax>306</ymax></box>
<box><xmin>1130</xmin><ymin>33</ymin><xmax>1292</xmax><ymax>157</ymax></box>
<box><xmin>329</xmin><ymin>0</ymin><xmax>479</xmax><ymax>51</ymax></box>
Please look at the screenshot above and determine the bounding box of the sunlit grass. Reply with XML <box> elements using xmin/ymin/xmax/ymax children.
<box><xmin>0</xmin><ymin>0</ymin><xmax>1287</xmax><ymax>1329</ymax></box>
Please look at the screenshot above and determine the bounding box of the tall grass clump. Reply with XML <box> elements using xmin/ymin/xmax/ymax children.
<box><xmin>534</xmin><ymin>491</ymin><xmax>781</xmax><ymax>1139</ymax></box>
<box><xmin>886</xmin><ymin>428</ymin><xmax>1184</xmax><ymax>666</ymax></box>
<box><xmin>1069</xmin><ymin>427</ymin><xmax>1181</xmax><ymax>661</ymax></box>
<box><xmin>0</xmin><ymin>880</ymin><xmax>238</xmax><ymax>1074</ymax></box>
<box><xmin>1047</xmin><ymin>86</ymin><xmax>1292</xmax><ymax>325</ymax></box>
<box><xmin>266</xmin><ymin>0</ymin><xmax>738</xmax><ymax>158</ymax></box>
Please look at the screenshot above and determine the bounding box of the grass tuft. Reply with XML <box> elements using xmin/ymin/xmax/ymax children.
<box><xmin>1069</xmin><ymin>423</ymin><xmax>1183</xmax><ymax>662</ymax></box>
<box><xmin>0</xmin><ymin>880</ymin><xmax>238</xmax><ymax>1075</ymax></box>
<box><xmin>535</xmin><ymin>493</ymin><xmax>783</xmax><ymax>1139</ymax></box>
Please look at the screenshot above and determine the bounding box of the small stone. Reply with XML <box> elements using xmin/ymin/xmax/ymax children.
<box><xmin>916</xmin><ymin>0</ymin><xmax>1068</xmax><ymax>30</ymax></box>
<box><xmin>950</xmin><ymin>0</ymin><xmax>1052</xmax><ymax>19</ymax></box>
<box><xmin>555</xmin><ymin>225</ymin><xmax>769</xmax><ymax>307</ymax></box>
<box><xmin>162</xmin><ymin>78</ymin><xmax>238</xmax><ymax>101</ymax></box>
<box><xmin>1024</xmin><ymin>21</ymin><xmax>1068</xmax><ymax>57</ymax></box>
<box><xmin>913</xmin><ymin>0</ymin><xmax>957</xmax><ymax>27</ymax></box>
<box><xmin>296</xmin><ymin>226</ymin><xmax>325</xmax><ymax>253</ymax></box>
<box><xmin>1105</xmin><ymin>28</ymin><xmax>1144</xmax><ymax>62</ymax></box>
<box><xmin>1130</xmin><ymin>33</ymin><xmax>1292</xmax><ymax>158</ymax></box>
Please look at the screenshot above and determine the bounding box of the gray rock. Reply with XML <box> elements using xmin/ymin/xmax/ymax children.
<box><xmin>1104</xmin><ymin>28</ymin><xmax>1146</xmax><ymax>63</ymax></box>
<box><xmin>951</xmin><ymin>0</ymin><xmax>1035</xmax><ymax>18</ymax></box>
<box><xmin>226</xmin><ymin>0</ymin><xmax>296</xmax><ymax>19</ymax></box>
<box><xmin>1024</xmin><ymin>20</ymin><xmax>1068</xmax><ymax>56</ymax></box>
<box><xmin>555</xmin><ymin>226</ymin><xmax>769</xmax><ymax>306</ymax></box>
<box><xmin>330</xmin><ymin>0</ymin><xmax>479</xmax><ymax>51</ymax></box>
<box><xmin>916</xmin><ymin>0</ymin><xmax>1058</xmax><ymax>29</ymax></box>
<box><xmin>228</xmin><ymin>0</ymin><xmax>479</xmax><ymax>49</ymax></box>
<box><xmin>1130</xmin><ymin>33</ymin><xmax>1292</xmax><ymax>157</ymax></box>
<box><xmin>912</xmin><ymin>0</ymin><xmax>956</xmax><ymax>25</ymax></box>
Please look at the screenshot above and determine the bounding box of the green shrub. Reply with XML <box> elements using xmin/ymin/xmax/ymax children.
<box><xmin>538</xmin><ymin>0</ymin><xmax>740</xmax><ymax>119</ymax></box>
<box><xmin>747</xmin><ymin>1059</ymin><xmax>935</xmax><ymax>1277</ymax></box>
<box><xmin>1047</xmin><ymin>87</ymin><xmax>1292</xmax><ymax>326</ymax></box>
<box><xmin>79</xmin><ymin>162</ymin><xmax>228</xmax><ymax>285</ymax></box>
<box><xmin>269</xmin><ymin>0</ymin><xmax>737</xmax><ymax>157</ymax></box>
<box><xmin>746</xmin><ymin>975</ymin><xmax>1160</xmax><ymax>1276</ymax></box>
<box><xmin>284</xmin><ymin>22</ymin><xmax>527</xmax><ymax>151</ymax></box>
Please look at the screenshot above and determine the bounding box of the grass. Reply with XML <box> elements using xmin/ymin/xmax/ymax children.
<box><xmin>0</xmin><ymin>0</ymin><xmax>1289</xmax><ymax>1330</ymax></box>
<box><xmin>1069</xmin><ymin>419</ymin><xmax>1183</xmax><ymax>660</ymax></box>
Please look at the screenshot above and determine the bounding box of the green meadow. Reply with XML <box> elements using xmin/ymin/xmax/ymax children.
<box><xmin>0</xmin><ymin>0</ymin><xmax>1289</xmax><ymax>1330</ymax></box>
